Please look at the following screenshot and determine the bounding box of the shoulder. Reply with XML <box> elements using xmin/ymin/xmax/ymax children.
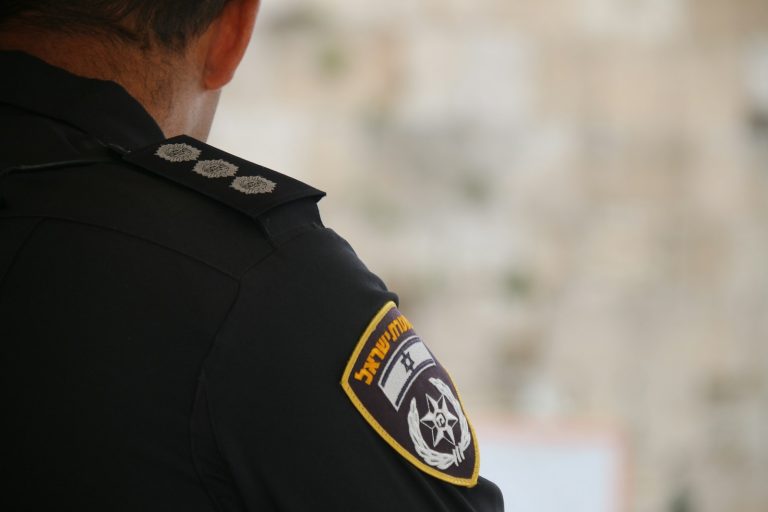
<box><xmin>1</xmin><ymin>135</ymin><xmax>327</xmax><ymax>277</ymax></box>
<box><xmin>123</xmin><ymin>136</ymin><xmax>325</xmax><ymax>235</ymax></box>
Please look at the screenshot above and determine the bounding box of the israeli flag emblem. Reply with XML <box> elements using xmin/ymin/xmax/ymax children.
<box><xmin>378</xmin><ymin>335</ymin><xmax>436</xmax><ymax>410</ymax></box>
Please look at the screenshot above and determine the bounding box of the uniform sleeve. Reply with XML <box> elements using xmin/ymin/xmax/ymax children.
<box><xmin>196</xmin><ymin>227</ymin><xmax>504</xmax><ymax>511</ymax></box>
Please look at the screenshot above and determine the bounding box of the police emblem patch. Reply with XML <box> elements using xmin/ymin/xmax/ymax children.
<box><xmin>341</xmin><ymin>302</ymin><xmax>479</xmax><ymax>487</ymax></box>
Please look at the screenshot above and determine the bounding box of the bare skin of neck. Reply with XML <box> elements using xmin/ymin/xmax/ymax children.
<box><xmin>0</xmin><ymin>29</ymin><xmax>220</xmax><ymax>140</ymax></box>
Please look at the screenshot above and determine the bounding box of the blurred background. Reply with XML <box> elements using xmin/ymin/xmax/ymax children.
<box><xmin>209</xmin><ymin>0</ymin><xmax>768</xmax><ymax>511</ymax></box>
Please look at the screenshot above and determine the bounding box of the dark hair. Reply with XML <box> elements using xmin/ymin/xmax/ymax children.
<box><xmin>0</xmin><ymin>1</ymin><xmax>230</xmax><ymax>50</ymax></box>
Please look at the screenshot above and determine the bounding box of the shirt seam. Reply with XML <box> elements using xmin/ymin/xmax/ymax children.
<box><xmin>195</xmin><ymin>223</ymin><xmax>330</xmax><ymax>508</ymax></box>
<box><xmin>0</xmin><ymin>214</ymin><xmax>245</xmax><ymax>280</ymax></box>
<box><xmin>0</xmin><ymin>217</ymin><xmax>44</xmax><ymax>289</ymax></box>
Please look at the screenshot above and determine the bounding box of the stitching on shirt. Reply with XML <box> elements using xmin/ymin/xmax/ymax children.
<box><xmin>0</xmin><ymin>214</ymin><xmax>243</xmax><ymax>280</ymax></box>
<box><xmin>0</xmin><ymin>217</ymin><xmax>44</xmax><ymax>289</ymax></box>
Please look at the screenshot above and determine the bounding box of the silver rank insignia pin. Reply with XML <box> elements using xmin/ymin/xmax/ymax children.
<box><xmin>231</xmin><ymin>175</ymin><xmax>276</xmax><ymax>195</ymax></box>
<box><xmin>193</xmin><ymin>159</ymin><xmax>239</xmax><ymax>179</ymax></box>
<box><xmin>155</xmin><ymin>142</ymin><xmax>201</xmax><ymax>163</ymax></box>
<box><xmin>341</xmin><ymin>301</ymin><xmax>480</xmax><ymax>487</ymax></box>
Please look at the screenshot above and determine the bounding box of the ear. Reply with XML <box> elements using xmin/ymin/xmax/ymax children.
<box><xmin>201</xmin><ymin>0</ymin><xmax>259</xmax><ymax>90</ymax></box>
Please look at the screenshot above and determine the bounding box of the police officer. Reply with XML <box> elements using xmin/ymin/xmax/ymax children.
<box><xmin>0</xmin><ymin>1</ymin><xmax>504</xmax><ymax>510</ymax></box>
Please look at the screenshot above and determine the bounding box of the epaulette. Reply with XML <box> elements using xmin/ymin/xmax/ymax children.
<box><xmin>0</xmin><ymin>135</ymin><xmax>325</xmax><ymax>218</ymax></box>
<box><xmin>124</xmin><ymin>135</ymin><xmax>326</xmax><ymax>222</ymax></box>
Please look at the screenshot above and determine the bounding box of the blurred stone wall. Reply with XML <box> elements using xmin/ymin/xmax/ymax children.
<box><xmin>210</xmin><ymin>1</ymin><xmax>768</xmax><ymax>511</ymax></box>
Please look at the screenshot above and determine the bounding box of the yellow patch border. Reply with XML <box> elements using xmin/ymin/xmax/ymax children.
<box><xmin>341</xmin><ymin>301</ymin><xmax>480</xmax><ymax>487</ymax></box>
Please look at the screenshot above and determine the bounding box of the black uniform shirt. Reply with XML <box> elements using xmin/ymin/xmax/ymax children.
<box><xmin>0</xmin><ymin>51</ymin><xmax>504</xmax><ymax>511</ymax></box>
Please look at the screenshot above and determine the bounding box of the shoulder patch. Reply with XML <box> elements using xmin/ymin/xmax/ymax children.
<box><xmin>124</xmin><ymin>135</ymin><xmax>325</xmax><ymax>221</ymax></box>
<box><xmin>341</xmin><ymin>302</ymin><xmax>480</xmax><ymax>487</ymax></box>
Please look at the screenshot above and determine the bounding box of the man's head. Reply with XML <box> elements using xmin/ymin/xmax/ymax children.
<box><xmin>0</xmin><ymin>1</ymin><xmax>230</xmax><ymax>51</ymax></box>
<box><xmin>0</xmin><ymin>0</ymin><xmax>260</xmax><ymax>140</ymax></box>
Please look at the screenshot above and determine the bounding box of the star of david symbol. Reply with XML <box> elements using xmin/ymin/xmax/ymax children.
<box><xmin>419</xmin><ymin>393</ymin><xmax>458</xmax><ymax>447</ymax></box>
<box><xmin>401</xmin><ymin>352</ymin><xmax>416</xmax><ymax>373</ymax></box>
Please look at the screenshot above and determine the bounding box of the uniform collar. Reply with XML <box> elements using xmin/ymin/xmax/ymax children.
<box><xmin>0</xmin><ymin>51</ymin><xmax>165</xmax><ymax>151</ymax></box>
